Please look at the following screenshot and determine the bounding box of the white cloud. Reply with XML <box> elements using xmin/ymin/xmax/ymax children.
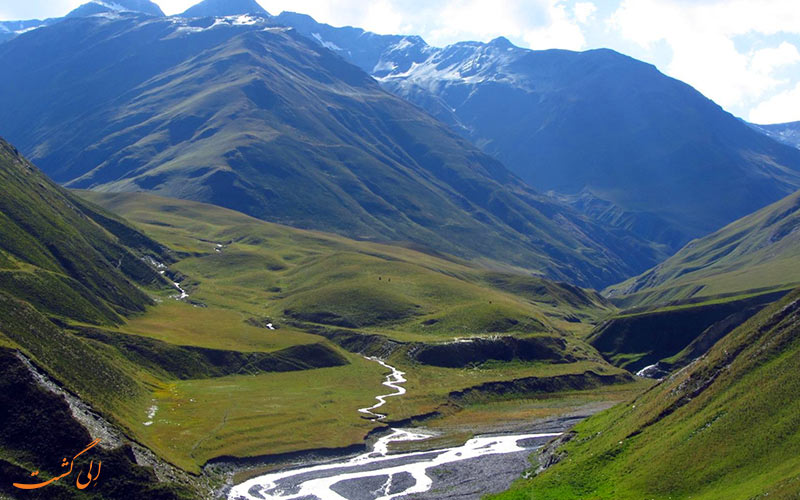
<box><xmin>573</xmin><ymin>1</ymin><xmax>597</xmax><ymax>24</ymax></box>
<box><xmin>610</xmin><ymin>0</ymin><xmax>800</xmax><ymax>115</ymax></box>
<box><xmin>155</xmin><ymin>0</ymin><xmax>198</xmax><ymax>15</ymax></box>
<box><xmin>750</xmin><ymin>42</ymin><xmax>800</xmax><ymax>76</ymax></box>
<box><xmin>263</xmin><ymin>0</ymin><xmax>588</xmax><ymax>49</ymax></box>
<box><xmin>749</xmin><ymin>82</ymin><xmax>800</xmax><ymax>124</ymax></box>
<box><xmin>523</xmin><ymin>2</ymin><xmax>586</xmax><ymax>50</ymax></box>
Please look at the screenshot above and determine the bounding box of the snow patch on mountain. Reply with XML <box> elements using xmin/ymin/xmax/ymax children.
<box><xmin>168</xmin><ymin>14</ymin><xmax>268</xmax><ymax>36</ymax></box>
<box><xmin>311</xmin><ymin>33</ymin><xmax>342</xmax><ymax>52</ymax></box>
<box><xmin>366</xmin><ymin>36</ymin><xmax>530</xmax><ymax>93</ymax></box>
<box><xmin>14</xmin><ymin>26</ymin><xmax>44</xmax><ymax>34</ymax></box>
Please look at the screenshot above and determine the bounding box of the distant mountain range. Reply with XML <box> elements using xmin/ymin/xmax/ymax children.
<box><xmin>283</xmin><ymin>14</ymin><xmax>800</xmax><ymax>251</ymax></box>
<box><xmin>0</xmin><ymin>0</ymin><xmax>165</xmax><ymax>42</ymax></box>
<box><xmin>1</xmin><ymin>2</ymin><xmax>799</xmax><ymax>287</ymax></box>
<box><xmin>0</xmin><ymin>14</ymin><xmax>661</xmax><ymax>288</ymax></box>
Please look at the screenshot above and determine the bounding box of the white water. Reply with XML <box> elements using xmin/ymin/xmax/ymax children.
<box><xmin>171</xmin><ymin>280</ymin><xmax>189</xmax><ymax>300</ymax></box>
<box><xmin>143</xmin><ymin>404</ymin><xmax>158</xmax><ymax>426</ymax></box>
<box><xmin>358</xmin><ymin>358</ymin><xmax>407</xmax><ymax>421</ymax></box>
<box><xmin>228</xmin><ymin>430</ymin><xmax>560</xmax><ymax>500</ymax></box>
<box><xmin>635</xmin><ymin>364</ymin><xmax>657</xmax><ymax>377</ymax></box>
<box><xmin>228</xmin><ymin>358</ymin><xmax>560</xmax><ymax>499</ymax></box>
<box><xmin>144</xmin><ymin>256</ymin><xmax>188</xmax><ymax>300</ymax></box>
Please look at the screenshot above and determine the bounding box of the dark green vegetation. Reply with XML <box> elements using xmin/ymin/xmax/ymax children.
<box><xmin>608</xmin><ymin>188</ymin><xmax>800</xmax><ymax>306</ymax></box>
<box><xmin>492</xmin><ymin>287</ymin><xmax>800</xmax><ymax>500</ymax></box>
<box><xmin>284</xmin><ymin>15</ymin><xmax>800</xmax><ymax>251</ymax></box>
<box><xmin>72</xmin><ymin>327</ymin><xmax>348</xmax><ymax>379</ymax></box>
<box><xmin>0</xmin><ymin>348</ymin><xmax>194</xmax><ymax>500</ymax></box>
<box><xmin>588</xmin><ymin>291</ymin><xmax>787</xmax><ymax>372</ymax></box>
<box><xmin>0</xmin><ymin>138</ymin><xmax>168</xmax><ymax>325</ymax></box>
<box><xmin>0</xmin><ymin>14</ymin><xmax>662</xmax><ymax>288</ymax></box>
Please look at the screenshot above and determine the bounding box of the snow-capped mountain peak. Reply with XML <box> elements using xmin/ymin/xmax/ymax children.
<box><xmin>66</xmin><ymin>0</ymin><xmax>165</xmax><ymax>18</ymax></box>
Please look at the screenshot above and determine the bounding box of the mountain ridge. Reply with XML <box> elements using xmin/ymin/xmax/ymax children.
<box><xmin>281</xmin><ymin>13</ymin><xmax>800</xmax><ymax>251</ymax></box>
<box><xmin>606</xmin><ymin>188</ymin><xmax>800</xmax><ymax>307</ymax></box>
<box><xmin>751</xmin><ymin>120</ymin><xmax>800</xmax><ymax>150</ymax></box>
<box><xmin>0</xmin><ymin>15</ymin><xmax>662</xmax><ymax>288</ymax></box>
<box><xmin>66</xmin><ymin>0</ymin><xmax>165</xmax><ymax>18</ymax></box>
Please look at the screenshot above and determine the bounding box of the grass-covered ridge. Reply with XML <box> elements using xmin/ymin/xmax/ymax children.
<box><xmin>83</xmin><ymin>190</ymin><xmax>615</xmax><ymax>341</ymax></box>
<box><xmin>0</xmin><ymin>137</ymin><xmax>170</xmax><ymax>324</ymax></box>
<box><xmin>491</xmin><ymin>287</ymin><xmax>800</xmax><ymax>500</ymax></box>
<box><xmin>607</xmin><ymin>189</ymin><xmax>800</xmax><ymax>307</ymax></box>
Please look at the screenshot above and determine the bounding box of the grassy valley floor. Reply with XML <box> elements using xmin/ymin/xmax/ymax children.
<box><xmin>74</xmin><ymin>191</ymin><xmax>646</xmax><ymax>477</ymax></box>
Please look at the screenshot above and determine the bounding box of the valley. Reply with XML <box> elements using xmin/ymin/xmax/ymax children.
<box><xmin>74</xmin><ymin>190</ymin><xmax>645</xmax><ymax>480</ymax></box>
<box><xmin>0</xmin><ymin>2</ymin><xmax>798</xmax><ymax>499</ymax></box>
<box><xmin>0</xmin><ymin>149</ymin><xmax>648</xmax><ymax>497</ymax></box>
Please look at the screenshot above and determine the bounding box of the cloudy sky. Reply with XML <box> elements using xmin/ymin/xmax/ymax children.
<box><xmin>1</xmin><ymin>0</ymin><xmax>798</xmax><ymax>124</ymax></box>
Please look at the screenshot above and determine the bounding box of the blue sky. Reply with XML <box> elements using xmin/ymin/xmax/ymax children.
<box><xmin>1</xmin><ymin>0</ymin><xmax>798</xmax><ymax>124</ymax></box>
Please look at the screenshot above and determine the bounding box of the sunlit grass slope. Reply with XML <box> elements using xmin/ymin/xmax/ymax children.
<box><xmin>83</xmin><ymin>191</ymin><xmax>615</xmax><ymax>340</ymax></box>
<box><xmin>607</xmin><ymin>189</ymin><xmax>800</xmax><ymax>307</ymax></box>
<box><xmin>491</xmin><ymin>288</ymin><xmax>800</xmax><ymax>500</ymax></box>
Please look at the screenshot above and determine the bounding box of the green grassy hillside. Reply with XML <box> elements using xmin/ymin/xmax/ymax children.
<box><xmin>607</xmin><ymin>189</ymin><xmax>800</xmax><ymax>307</ymax></box>
<box><xmin>491</xmin><ymin>287</ymin><xmax>800</xmax><ymax>500</ymax></box>
<box><xmin>0</xmin><ymin>138</ymin><xmax>204</xmax><ymax>497</ymax></box>
<box><xmin>0</xmin><ymin>138</ymin><xmax>171</xmax><ymax>324</ymax></box>
<box><xmin>83</xmin><ymin>190</ymin><xmax>616</xmax><ymax>340</ymax></box>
